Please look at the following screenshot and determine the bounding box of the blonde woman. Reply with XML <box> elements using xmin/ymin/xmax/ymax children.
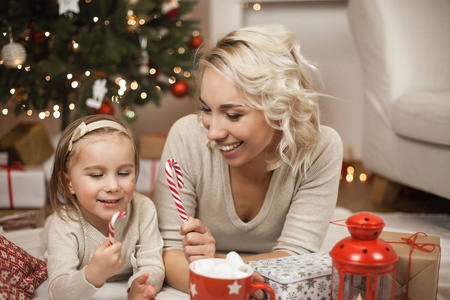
<box><xmin>153</xmin><ymin>24</ymin><xmax>343</xmax><ymax>297</ymax></box>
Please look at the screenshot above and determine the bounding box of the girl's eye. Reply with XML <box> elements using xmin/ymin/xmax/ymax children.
<box><xmin>227</xmin><ymin>113</ymin><xmax>242</xmax><ymax>120</ymax></box>
<box><xmin>118</xmin><ymin>172</ymin><xmax>130</xmax><ymax>176</ymax></box>
<box><xmin>90</xmin><ymin>174</ymin><xmax>103</xmax><ymax>178</ymax></box>
<box><xmin>198</xmin><ymin>106</ymin><xmax>211</xmax><ymax>113</ymax></box>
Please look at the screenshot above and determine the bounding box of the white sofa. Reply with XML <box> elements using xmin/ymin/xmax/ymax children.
<box><xmin>347</xmin><ymin>0</ymin><xmax>450</xmax><ymax>203</ymax></box>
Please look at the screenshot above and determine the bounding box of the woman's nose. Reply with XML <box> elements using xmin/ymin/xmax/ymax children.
<box><xmin>206</xmin><ymin>116</ymin><xmax>227</xmax><ymax>141</ymax></box>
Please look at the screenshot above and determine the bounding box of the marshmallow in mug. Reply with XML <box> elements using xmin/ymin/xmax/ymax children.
<box><xmin>193</xmin><ymin>251</ymin><xmax>250</xmax><ymax>279</ymax></box>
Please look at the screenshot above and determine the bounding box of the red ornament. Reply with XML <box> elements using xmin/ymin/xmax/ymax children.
<box><xmin>170</xmin><ymin>80</ymin><xmax>189</xmax><ymax>98</ymax></box>
<box><xmin>166</xmin><ymin>8</ymin><xmax>179</xmax><ymax>19</ymax></box>
<box><xmin>162</xmin><ymin>0</ymin><xmax>180</xmax><ymax>19</ymax></box>
<box><xmin>93</xmin><ymin>100</ymin><xmax>114</xmax><ymax>115</ymax></box>
<box><xmin>189</xmin><ymin>35</ymin><xmax>203</xmax><ymax>49</ymax></box>
<box><xmin>93</xmin><ymin>72</ymin><xmax>107</xmax><ymax>79</ymax></box>
<box><xmin>32</xmin><ymin>30</ymin><xmax>46</xmax><ymax>44</ymax></box>
<box><xmin>329</xmin><ymin>212</ymin><xmax>398</xmax><ymax>300</ymax></box>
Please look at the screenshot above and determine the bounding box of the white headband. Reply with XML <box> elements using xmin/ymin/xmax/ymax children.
<box><xmin>67</xmin><ymin>120</ymin><xmax>129</xmax><ymax>153</ymax></box>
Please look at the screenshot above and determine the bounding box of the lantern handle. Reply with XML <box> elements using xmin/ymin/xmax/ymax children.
<box><xmin>329</xmin><ymin>218</ymin><xmax>348</xmax><ymax>227</ymax></box>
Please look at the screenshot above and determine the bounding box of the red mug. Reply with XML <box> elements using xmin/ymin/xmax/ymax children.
<box><xmin>189</xmin><ymin>258</ymin><xmax>275</xmax><ymax>299</ymax></box>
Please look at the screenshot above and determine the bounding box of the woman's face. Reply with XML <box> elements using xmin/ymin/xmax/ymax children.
<box><xmin>200</xmin><ymin>67</ymin><xmax>276</xmax><ymax>168</ymax></box>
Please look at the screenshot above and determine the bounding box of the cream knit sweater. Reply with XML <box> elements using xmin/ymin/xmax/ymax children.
<box><xmin>153</xmin><ymin>114</ymin><xmax>343</xmax><ymax>256</ymax></box>
<box><xmin>41</xmin><ymin>192</ymin><xmax>164</xmax><ymax>300</ymax></box>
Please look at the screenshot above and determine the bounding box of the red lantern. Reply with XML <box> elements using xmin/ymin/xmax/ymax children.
<box><xmin>329</xmin><ymin>212</ymin><xmax>398</xmax><ymax>300</ymax></box>
<box><xmin>170</xmin><ymin>80</ymin><xmax>189</xmax><ymax>98</ymax></box>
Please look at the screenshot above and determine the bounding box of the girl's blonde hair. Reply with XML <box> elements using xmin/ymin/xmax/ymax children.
<box><xmin>195</xmin><ymin>24</ymin><xmax>321</xmax><ymax>174</ymax></box>
<box><xmin>49</xmin><ymin>114</ymin><xmax>139</xmax><ymax>218</ymax></box>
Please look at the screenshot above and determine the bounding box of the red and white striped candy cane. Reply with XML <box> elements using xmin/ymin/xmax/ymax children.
<box><xmin>109</xmin><ymin>211</ymin><xmax>126</xmax><ymax>244</ymax></box>
<box><xmin>165</xmin><ymin>159</ymin><xmax>188</xmax><ymax>222</ymax></box>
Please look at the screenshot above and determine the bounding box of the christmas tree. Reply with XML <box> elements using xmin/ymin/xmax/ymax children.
<box><xmin>0</xmin><ymin>0</ymin><xmax>201</xmax><ymax>129</ymax></box>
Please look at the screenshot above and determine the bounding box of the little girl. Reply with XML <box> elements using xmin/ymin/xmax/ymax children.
<box><xmin>41</xmin><ymin>114</ymin><xmax>164</xmax><ymax>300</ymax></box>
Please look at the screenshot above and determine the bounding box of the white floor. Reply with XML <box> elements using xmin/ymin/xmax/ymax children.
<box><xmin>2</xmin><ymin>207</ymin><xmax>449</xmax><ymax>300</ymax></box>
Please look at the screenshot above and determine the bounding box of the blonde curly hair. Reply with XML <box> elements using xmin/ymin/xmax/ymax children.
<box><xmin>195</xmin><ymin>24</ymin><xmax>321</xmax><ymax>174</ymax></box>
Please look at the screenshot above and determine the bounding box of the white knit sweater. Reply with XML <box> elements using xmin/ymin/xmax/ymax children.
<box><xmin>41</xmin><ymin>192</ymin><xmax>164</xmax><ymax>300</ymax></box>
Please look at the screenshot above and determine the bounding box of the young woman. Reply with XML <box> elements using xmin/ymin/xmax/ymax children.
<box><xmin>153</xmin><ymin>24</ymin><xmax>343</xmax><ymax>295</ymax></box>
<box><xmin>41</xmin><ymin>115</ymin><xmax>164</xmax><ymax>300</ymax></box>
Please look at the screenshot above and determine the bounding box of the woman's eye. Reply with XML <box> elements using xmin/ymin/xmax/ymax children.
<box><xmin>198</xmin><ymin>106</ymin><xmax>211</xmax><ymax>113</ymax></box>
<box><xmin>227</xmin><ymin>113</ymin><xmax>242</xmax><ymax>120</ymax></box>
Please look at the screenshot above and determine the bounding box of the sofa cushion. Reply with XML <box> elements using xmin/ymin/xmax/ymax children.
<box><xmin>391</xmin><ymin>91</ymin><xmax>450</xmax><ymax>146</ymax></box>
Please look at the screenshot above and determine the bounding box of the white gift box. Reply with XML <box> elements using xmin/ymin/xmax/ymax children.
<box><xmin>0</xmin><ymin>165</ymin><xmax>47</xmax><ymax>208</ymax></box>
<box><xmin>0</xmin><ymin>152</ymin><xmax>7</xmax><ymax>165</ymax></box>
<box><xmin>248</xmin><ymin>251</ymin><xmax>332</xmax><ymax>300</ymax></box>
<box><xmin>136</xmin><ymin>159</ymin><xmax>160</xmax><ymax>194</ymax></box>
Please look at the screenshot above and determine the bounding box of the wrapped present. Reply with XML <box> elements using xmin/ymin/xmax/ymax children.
<box><xmin>248</xmin><ymin>251</ymin><xmax>332</xmax><ymax>299</ymax></box>
<box><xmin>379</xmin><ymin>231</ymin><xmax>441</xmax><ymax>300</ymax></box>
<box><xmin>136</xmin><ymin>159</ymin><xmax>160</xmax><ymax>195</ymax></box>
<box><xmin>0</xmin><ymin>123</ymin><xmax>53</xmax><ymax>165</ymax></box>
<box><xmin>0</xmin><ymin>162</ymin><xmax>47</xmax><ymax>208</ymax></box>
<box><xmin>0</xmin><ymin>152</ymin><xmax>7</xmax><ymax>164</ymax></box>
<box><xmin>139</xmin><ymin>133</ymin><xmax>167</xmax><ymax>159</ymax></box>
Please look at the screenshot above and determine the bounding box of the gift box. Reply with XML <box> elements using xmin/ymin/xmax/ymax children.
<box><xmin>379</xmin><ymin>231</ymin><xmax>441</xmax><ymax>300</ymax></box>
<box><xmin>139</xmin><ymin>133</ymin><xmax>167</xmax><ymax>159</ymax></box>
<box><xmin>0</xmin><ymin>152</ymin><xmax>7</xmax><ymax>165</ymax></box>
<box><xmin>0</xmin><ymin>123</ymin><xmax>54</xmax><ymax>165</ymax></box>
<box><xmin>136</xmin><ymin>159</ymin><xmax>160</xmax><ymax>195</ymax></box>
<box><xmin>248</xmin><ymin>251</ymin><xmax>332</xmax><ymax>299</ymax></box>
<box><xmin>0</xmin><ymin>163</ymin><xmax>47</xmax><ymax>208</ymax></box>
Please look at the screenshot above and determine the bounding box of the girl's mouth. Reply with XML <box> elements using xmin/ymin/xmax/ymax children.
<box><xmin>98</xmin><ymin>199</ymin><xmax>120</xmax><ymax>203</ymax></box>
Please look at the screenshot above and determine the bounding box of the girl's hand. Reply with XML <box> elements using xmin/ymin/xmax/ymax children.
<box><xmin>180</xmin><ymin>217</ymin><xmax>216</xmax><ymax>263</ymax></box>
<box><xmin>85</xmin><ymin>239</ymin><xmax>123</xmax><ymax>287</ymax></box>
<box><xmin>251</xmin><ymin>271</ymin><xmax>265</xmax><ymax>300</ymax></box>
<box><xmin>128</xmin><ymin>273</ymin><xmax>157</xmax><ymax>300</ymax></box>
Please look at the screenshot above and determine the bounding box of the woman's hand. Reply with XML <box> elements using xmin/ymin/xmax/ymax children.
<box><xmin>85</xmin><ymin>239</ymin><xmax>123</xmax><ymax>287</ymax></box>
<box><xmin>128</xmin><ymin>273</ymin><xmax>157</xmax><ymax>300</ymax></box>
<box><xmin>251</xmin><ymin>271</ymin><xmax>265</xmax><ymax>300</ymax></box>
<box><xmin>180</xmin><ymin>216</ymin><xmax>216</xmax><ymax>263</ymax></box>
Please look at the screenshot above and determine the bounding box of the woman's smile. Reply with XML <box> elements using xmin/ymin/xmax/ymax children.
<box><xmin>218</xmin><ymin>141</ymin><xmax>243</xmax><ymax>152</ymax></box>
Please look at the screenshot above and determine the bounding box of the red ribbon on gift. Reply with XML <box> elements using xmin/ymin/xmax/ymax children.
<box><xmin>0</xmin><ymin>161</ymin><xmax>25</xmax><ymax>209</ymax></box>
<box><xmin>387</xmin><ymin>232</ymin><xmax>441</xmax><ymax>300</ymax></box>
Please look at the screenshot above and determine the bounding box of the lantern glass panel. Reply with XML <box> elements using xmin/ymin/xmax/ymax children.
<box><xmin>344</xmin><ymin>273</ymin><xmax>367</xmax><ymax>300</ymax></box>
<box><xmin>332</xmin><ymin>267</ymin><xmax>340</xmax><ymax>299</ymax></box>
<box><xmin>376</xmin><ymin>274</ymin><xmax>394</xmax><ymax>300</ymax></box>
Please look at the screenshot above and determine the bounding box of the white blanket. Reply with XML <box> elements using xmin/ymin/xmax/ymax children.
<box><xmin>2</xmin><ymin>207</ymin><xmax>449</xmax><ymax>299</ymax></box>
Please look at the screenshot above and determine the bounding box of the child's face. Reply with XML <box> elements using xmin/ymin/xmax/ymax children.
<box><xmin>65</xmin><ymin>132</ymin><xmax>136</xmax><ymax>231</ymax></box>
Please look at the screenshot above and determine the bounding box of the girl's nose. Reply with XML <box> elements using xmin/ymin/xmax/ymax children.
<box><xmin>105</xmin><ymin>175</ymin><xmax>120</xmax><ymax>192</ymax></box>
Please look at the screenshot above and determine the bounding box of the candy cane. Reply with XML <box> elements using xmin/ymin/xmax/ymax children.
<box><xmin>165</xmin><ymin>159</ymin><xmax>188</xmax><ymax>222</ymax></box>
<box><xmin>109</xmin><ymin>211</ymin><xmax>126</xmax><ymax>244</ymax></box>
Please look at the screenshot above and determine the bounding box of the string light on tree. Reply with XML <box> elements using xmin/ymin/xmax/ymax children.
<box><xmin>123</xmin><ymin>106</ymin><xmax>137</xmax><ymax>122</ymax></box>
